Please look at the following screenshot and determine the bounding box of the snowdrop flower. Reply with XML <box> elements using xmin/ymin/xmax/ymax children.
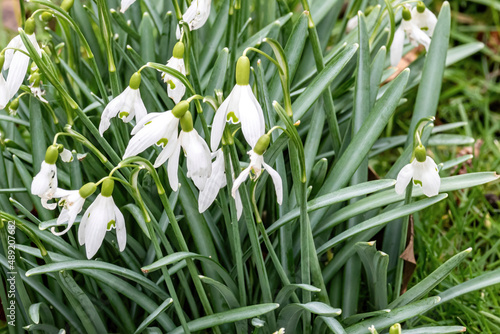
<box><xmin>0</xmin><ymin>56</ymin><xmax>8</xmax><ymax>110</ymax></box>
<box><xmin>176</xmin><ymin>0</ymin><xmax>212</xmax><ymax>39</ymax></box>
<box><xmin>123</xmin><ymin>101</ymin><xmax>188</xmax><ymax>168</ymax></box>
<box><xmin>31</xmin><ymin>145</ymin><xmax>59</xmax><ymax>210</ymax></box>
<box><xmin>167</xmin><ymin>111</ymin><xmax>212</xmax><ymax>191</ymax></box>
<box><xmin>198</xmin><ymin>149</ymin><xmax>243</xmax><ymax>218</ymax></box>
<box><xmin>395</xmin><ymin>144</ymin><xmax>440</xmax><ymax>197</ymax></box>
<box><xmin>232</xmin><ymin>134</ymin><xmax>283</xmax><ymax>205</ymax></box>
<box><xmin>3</xmin><ymin>18</ymin><xmax>41</xmax><ymax>103</ymax></box>
<box><xmin>390</xmin><ymin>3</ymin><xmax>436</xmax><ymax>67</ymax></box>
<box><xmin>120</xmin><ymin>0</ymin><xmax>136</xmax><ymax>13</ymax></box>
<box><xmin>211</xmin><ymin>56</ymin><xmax>265</xmax><ymax>151</ymax></box>
<box><xmin>60</xmin><ymin>148</ymin><xmax>74</xmax><ymax>162</ymax></box>
<box><xmin>51</xmin><ymin>183</ymin><xmax>96</xmax><ymax>236</ymax></box>
<box><xmin>28</xmin><ymin>70</ymin><xmax>48</xmax><ymax>103</ymax></box>
<box><xmin>161</xmin><ymin>42</ymin><xmax>186</xmax><ymax>103</ymax></box>
<box><xmin>99</xmin><ymin>72</ymin><xmax>147</xmax><ymax>135</ymax></box>
<box><xmin>78</xmin><ymin>178</ymin><xmax>126</xmax><ymax>259</ymax></box>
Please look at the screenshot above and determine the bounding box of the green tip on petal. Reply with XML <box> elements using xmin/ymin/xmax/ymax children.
<box><xmin>172</xmin><ymin>100</ymin><xmax>190</xmax><ymax>118</ymax></box>
<box><xmin>402</xmin><ymin>7</ymin><xmax>412</xmax><ymax>21</ymax></box>
<box><xmin>44</xmin><ymin>145</ymin><xmax>59</xmax><ymax>164</ymax></box>
<box><xmin>129</xmin><ymin>72</ymin><xmax>141</xmax><ymax>90</ymax></box>
<box><xmin>180</xmin><ymin>111</ymin><xmax>194</xmax><ymax>132</ymax></box>
<box><xmin>414</xmin><ymin>144</ymin><xmax>427</xmax><ymax>162</ymax></box>
<box><xmin>389</xmin><ymin>324</ymin><xmax>402</xmax><ymax>334</ymax></box>
<box><xmin>416</xmin><ymin>1</ymin><xmax>426</xmax><ymax>13</ymax></box>
<box><xmin>173</xmin><ymin>41</ymin><xmax>185</xmax><ymax>59</ymax></box>
<box><xmin>254</xmin><ymin>134</ymin><xmax>271</xmax><ymax>155</ymax></box>
<box><xmin>236</xmin><ymin>56</ymin><xmax>250</xmax><ymax>86</ymax></box>
<box><xmin>119</xmin><ymin>111</ymin><xmax>130</xmax><ymax>119</ymax></box>
<box><xmin>107</xmin><ymin>220</ymin><xmax>116</xmax><ymax>230</ymax></box>
<box><xmin>101</xmin><ymin>178</ymin><xmax>115</xmax><ymax>197</ymax></box>
<box><xmin>79</xmin><ymin>182</ymin><xmax>97</xmax><ymax>198</ymax></box>
<box><xmin>25</xmin><ymin>17</ymin><xmax>36</xmax><ymax>35</ymax></box>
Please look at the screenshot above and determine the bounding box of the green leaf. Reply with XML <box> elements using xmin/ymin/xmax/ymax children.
<box><xmin>133</xmin><ymin>299</ymin><xmax>173</xmax><ymax>334</ymax></box>
<box><xmin>355</xmin><ymin>242</ymin><xmax>389</xmax><ymax>309</ymax></box>
<box><xmin>275</xmin><ymin>284</ymin><xmax>321</xmax><ymax>306</ymax></box>
<box><xmin>438</xmin><ymin>267</ymin><xmax>500</xmax><ymax>304</ymax></box>
<box><xmin>168</xmin><ymin>304</ymin><xmax>280</xmax><ymax>334</ymax></box>
<box><xmin>278</xmin><ymin>303</ymin><xmax>341</xmax><ymax>334</ymax></box>
<box><xmin>402</xmin><ymin>326</ymin><xmax>467</xmax><ymax>334</ymax></box>
<box><xmin>427</xmin><ymin>134</ymin><xmax>475</xmax><ymax>146</ymax></box>
<box><xmin>318</xmin><ymin>316</ymin><xmax>347</xmax><ymax>334</ymax></box>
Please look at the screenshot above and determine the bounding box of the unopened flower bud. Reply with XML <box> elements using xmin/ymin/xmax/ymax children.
<box><xmin>172</xmin><ymin>100</ymin><xmax>190</xmax><ymax>118</ymax></box>
<box><xmin>253</xmin><ymin>134</ymin><xmax>270</xmax><ymax>155</ymax></box>
<box><xmin>236</xmin><ymin>56</ymin><xmax>250</xmax><ymax>86</ymax></box>
<box><xmin>45</xmin><ymin>145</ymin><xmax>59</xmax><ymax>164</ymax></box>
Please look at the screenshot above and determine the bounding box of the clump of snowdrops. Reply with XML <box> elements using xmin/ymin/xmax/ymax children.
<box><xmin>0</xmin><ymin>0</ymin><xmax>498</xmax><ymax>333</ymax></box>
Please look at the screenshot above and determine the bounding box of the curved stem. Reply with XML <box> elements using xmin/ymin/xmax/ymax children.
<box><xmin>243</xmin><ymin>47</ymin><xmax>283</xmax><ymax>75</ymax></box>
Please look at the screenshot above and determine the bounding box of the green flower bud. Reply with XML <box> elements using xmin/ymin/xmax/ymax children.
<box><xmin>9</xmin><ymin>98</ymin><xmax>19</xmax><ymax>111</ymax></box>
<box><xmin>172</xmin><ymin>100</ymin><xmax>190</xmax><ymax>118</ymax></box>
<box><xmin>101</xmin><ymin>178</ymin><xmax>115</xmax><ymax>197</ymax></box>
<box><xmin>129</xmin><ymin>72</ymin><xmax>141</xmax><ymax>90</ymax></box>
<box><xmin>173</xmin><ymin>41</ymin><xmax>185</xmax><ymax>59</ymax></box>
<box><xmin>61</xmin><ymin>0</ymin><xmax>75</xmax><ymax>12</ymax></box>
<box><xmin>180</xmin><ymin>111</ymin><xmax>194</xmax><ymax>132</ymax></box>
<box><xmin>79</xmin><ymin>182</ymin><xmax>97</xmax><ymax>198</ymax></box>
<box><xmin>414</xmin><ymin>144</ymin><xmax>427</xmax><ymax>163</ymax></box>
<box><xmin>41</xmin><ymin>12</ymin><xmax>53</xmax><ymax>22</ymax></box>
<box><xmin>416</xmin><ymin>1</ymin><xmax>426</xmax><ymax>13</ymax></box>
<box><xmin>235</xmin><ymin>56</ymin><xmax>250</xmax><ymax>86</ymax></box>
<box><xmin>56</xmin><ymin>144</ymin><xmax>64</xmax><ymax>153</ymax></box>
<box><xmin>402</xmin><ymin>7</ymin><xmax>412</xmax><ymax>21</ymax></box>
<box><xmin>253</xmin><ymin>134</ymin><xmax>270</xmax><ymax>155</ymax></box>
<box><xmin>25</xmin><ymin>17</ymin><xmax>36</xmax><ymax>35</ymax></box>
<box><xmin>45</xmin><ymin>145</ymin><xmax>59</xmax><ymax>164</ymax></box>
<box><xmin>389</xmin><ymin>323</ymin><xmax>402</xmax><ymax>334</ymax></box>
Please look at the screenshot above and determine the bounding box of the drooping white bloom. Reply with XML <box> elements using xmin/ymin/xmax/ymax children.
<box><xmin>0</xmin><ymin>74</ymin><xmax>9</xmax><ymax>110</ymax></box>
<box><xmin>31</xmin><ymin>161</ymin><xmax>58</xmax><ymax>210</ymax></box>
<box><xmin>60</xmin><ymin>148</ymin><xmax>74</xmax><ymax>163</ymax></box>
<box><xmin>3</xmin><ymin>30</ymin><xmax>41</xmax><ymax>102</ymax></box>
<box><xmin>232</xmin><ymin>144</ymin><xmax>283</xmax><ymax>205</ymax></box>
<box><xmin>29</xmin><ymin>84</ymin><xmax>48</xmax><ymax>103</ymax></box>
<box><xmin>390</xmin><ymin>4</ymin><xmax>436</xmax><ymax>67</ymax></box>
<box><xmin>51</xmin><ymin>189</ymin><xmax>85</xmax><ymax>236</ymax></box>
<box><xmin>123</xmin><ymin>110</ymin><xmax>179</xmax><ymax>166</ymax></box>
<box><xmin>176</xmin><ymin>0</ymin><xmax>212</xmax><ymax>39</ymax></box>
<box><xmin>395</xmin><ymin>155</ymin><xmax>440</xmax><ymax>197</ymax></box>
<box><xmin>161</xmin><ymin>42</ymin><xmax>186</xmax><ymax>103</ymax></box>
<box><xmin>78</xmin><ymin>179</ymin><xmax>126</xmax><ymax>259</ymax></box>
<box><xmin>198</xmin><ymin>149</ymin><xmax>243</xmax><ymax>218</ymax></box>
<box><xmin>99</xmin><ymin>83</ymin><xmax>147</xmax><ymax>136</ymax></box>
<box><xmin>211</xmin><ymin>56</ymin><xmax>265</xmax><ymax>151</ymax></box>
<box><xmin>168</xmin><ymin>128</ymin><xmax>212</xmax><ymax>191</ymax></box>
<box><xmin>120</xmin><ymin>0</ymin><xmax>137</xmax><ymax>13</ymax></box>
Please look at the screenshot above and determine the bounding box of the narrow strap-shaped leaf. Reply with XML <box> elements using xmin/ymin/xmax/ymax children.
<box><xmin>133</xmin><ymin>298</ymin><xmax>173</xmax><ymax>334</ymax></box>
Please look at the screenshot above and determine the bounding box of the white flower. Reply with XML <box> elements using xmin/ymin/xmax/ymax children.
<box><xmin>99</xmin><ymin>85</ymin><xmax>147</xmax><ymax>136</ymax></box>
<box><xmin>3</xmin><ymin>31</ymin><xmax>41</xmax><ymax>102</ymax></box>
<box><xmin>0</xmin><ymin>73</ymin><xmax>9</xmax><ymax>109</ymax></box>
<box><xmin>123</xmin><ymin>110</ymin><xmax>179</xmax><ymax>166</ymax></box>
<box><xmin>168</xmin><ymin>128</ymin><xmax>212</xmax><ymax>191</ymax></box>
<box><xmin>78</xmin><ymin>179</ymin><xmax>126</xmax><ymax>259</ymax></box>
<box><xmin>51</xmin><ymin>189</ymin><xmax>85</xmax><ymax>236</ymax></box>
<box><xmin>60</xmin><ymin>148</ymin><xmax>74</xmax><ymax>163</ymax></box>
<box><xmin>29</xmin><ymin>84</ymin><xmax>48</xmax><ymax>103</ymax></box>
<box><xmin>232</xmin><ymin>149</ymin><xmax>283</xmax><ymax>205</ymax></box>
<box><xmin>31</xmin><ymin>161</ymin><xmax>58</xmax><ymax>210</ymax></box>
<box><xmin>368</xmin><ymin>325</ymin><xmax>378</xmax><ymax>334</ymax></box>
<box><xmin>120</xmin><ymin>0</ymin><xmax>136</xmax><ymax>13</ymax></box>
<box><xmin>161</xmin><ymin>56</ymin><xmax>186</xmax><ymax>103</ymax></box>
<box><xmin>198</xmin><ymin>149</ymin><xmax>243</xmax><ymax>218</ymax></box>
<box><xmin>395</xmin><ymin>156</ymin><xmax>440</xmax><ymax>197</ymax></box>
<box><xmin>390</xmin><ymin>5</ymin><xmax>435</xmax><ymax>67</ymax></box>
<box><xmin>273</xmin><ymin>329</ymin><xmax>285</xmax><ymax>334</ymax></box>
<box><xmin>176</xmin><ymin>0</ymin><xmax>212</xmax><ymax>39</ymax></box>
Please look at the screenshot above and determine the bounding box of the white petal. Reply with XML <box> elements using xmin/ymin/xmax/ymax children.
<box><xmin>395</xmin><ymin>162</ymin><xmax>414</xmax><ymax>195</ymax></box>
<box><xmin>168</xmin><ymin>78</ymin><xmax>186</xmax><ymax>104</ymax></box>
<box><xmin>0</xmin><ymin>75</ymin><xmax>9</xmax><ymax>109</ymax></box>
<box><xmin>420</xmin><ymin>157</ymin><xmax>440</xmax><ymax>197</ymax></box>
<box><xmin>188</xmin><ymin>0</ymin><xmax>211</xmax><ymax>31</ymax></box>
<box><xmin>131</xmin><ymin>112</ymin><xmax>162</xmax><ymax>135</ymax></box>
<box><xmin>231</xmin><ymin>166</ymin><xmax>251</xmax><ymax>199</ymax></box>
<box><xmin>167</xmin><ymin>141</ymin><xmax>181</xmax><ymax>191</ymax></box>
<box><xmin>210</xmin><ymin>89</ymin><xmax>232</xmax><ymax>151</ymax></box>
<box><xmin>3</xmin><ymin>36</ymin><xmax>23</xmax><ymax>70</ymax></box>
<box><xmin>238</xmin><ymin>85</ymin><xmax>265</xmax><ymax>148</ymax></box>
<box><xmin>132</xmin><ymin>89</ymin><xmax>148</xmax><ymax>122</ymax></box>
<box><xmin>114</xmin><ymin>204</ymin><xmax>127</xmax><ymax>251</ymax></box>
<box><xmin>235</xmin><ymin>190</ymin><xmax>243</xmax><ymax>219</ymax></box>
<box><xmin>99</xmin><ymin>91</ymin><xmax>126</xmax><ymax>135</ymax></box>
<box><xmin>409</xmin><ymin>24</ymin><xmax>431</xmax><ymax>51</ymax></box>
<box><xmin>60</xmin><ymin>149</ymin><xmax>74</xmax><ymax>163</ymax></box>
<box><xmin>198</xmin><ymin>151</ymin><xmax>226</xmax><ymax>213</ymax></box>
<box><xmin>84</xmin><ymin>196</ymin><xmax>113</xmax><ymax>259</ymax></box>
<box><xmin>6</xmin><ymin>52</ymin><xmax>30</xmax><ymax>100</ymax></box>
<box><xmin>411</xmin><ymin>7</ymin><xmax>437</xmax><ymax>35</ymax></box>
<box><xmin>120</xmin><ymin>0</ymin><xmax>136</xmax><ymax>12</ymax></box>
<box><xmin>390</xmin><ymin>26</ymin><xmax>405</xmax><ymax>67</ymax></box>
<box><xmin>154</xmin><ymin>131</ymin><xmax>179</xmax><ymax>167</ymax></box>
<box><xmin>263</xmin><ymin>162</ymin><xmax>283</xmax><ymax>205</ymax></box>
<box><xmin>183</xmin><ymin>130</ymin><xmax>212</xmax><ymax>191</ymax></box>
